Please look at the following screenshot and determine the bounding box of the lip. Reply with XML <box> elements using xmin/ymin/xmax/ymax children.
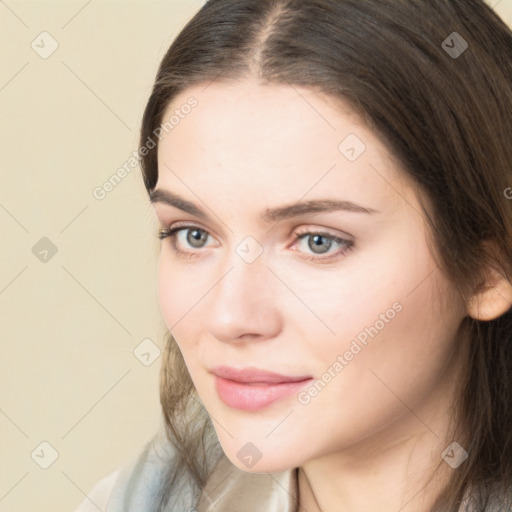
<box><xmin>210</xmin><ymin>365</ymin><xmax>312</xmax><ymax>384</ymax></box>
<box><xmin>210</xmin><ymin>366</ymin><xmax>313</xmax><ymax>411</ymax></box>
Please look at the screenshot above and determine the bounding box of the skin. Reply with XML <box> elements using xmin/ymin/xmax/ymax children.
<box><xmin>152</xmin><ymin>78</ymin><xmax>472</xmax><ymax>512</ymax></box>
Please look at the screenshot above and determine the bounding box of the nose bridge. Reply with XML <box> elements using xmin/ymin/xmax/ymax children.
<box><xmin>215</xmin><ymin>239</ymin><xmax>269</xmax><ymax>305</ymax></box>
<box><xmin>204</xmin><ymin>238</ymin><xmax>280</xmax><ymax>340</ymax></box>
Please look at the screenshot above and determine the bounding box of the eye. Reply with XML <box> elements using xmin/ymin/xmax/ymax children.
<box><xmin>157</xmin><ymin>224</ymin><xmax>354</xmax><ymax>263</ymax></box>
<box><xmin>291</xmin><ymin>229</ymin><xmax>354</xmax><ymax>262</ymax></box>
<box><xmin>158</xmin><ymin>225</ymin><xmax>213</xmax><ymax>258</ymax></box>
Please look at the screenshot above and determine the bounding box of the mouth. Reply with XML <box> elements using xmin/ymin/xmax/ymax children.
<box><xmin>210</xmin><ymin>365</ymin><xmax>312</xmax><ymax>384</ymax></box>
<box><xmin>209</xmin><ymin>365</ymin><xmax>314</xmax><ymax>410</ymax></box>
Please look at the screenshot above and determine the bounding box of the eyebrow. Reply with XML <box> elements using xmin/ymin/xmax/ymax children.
<box><xmin>149</xmin><ymin>188</ymin><xmax>379</xmax><ymax>223</ymax></box>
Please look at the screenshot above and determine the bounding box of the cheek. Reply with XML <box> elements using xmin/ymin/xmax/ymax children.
<box><xmin>285</xmin><ymin>235</ymin><xmax>423</xmax><ymax>359</ymax></box>
<box><xmin>157</xmin><ymin>255</ymin><xmax>175</xmax><ymax>329</ymax></box>
<box><xmin>157</xmin><ymin>257</ymin><xmax>203</xmax><ymax>379</ymax></box>
<box><xmin>157</xmin><ymin>252</ymin><xmax>195</xmax><ymax>338</ymax></box>
<box><xmin>156</xmin><ymin>251</ymin><xmax>215</xmax><ymax>376</ymax></box>
<box><xmin>307</xmin><ymin>251</ymin><xmax>464</xmax><ymax>424</ymax></box>
<box><xmin>303</xmin><ymin>225</ymin><xmax>464</xmax><ymax>386</ymax></box>
<box><xmin>157</xmin><ymin>246</ymin><xmax>204</xmax><ymax>326</ymax></box>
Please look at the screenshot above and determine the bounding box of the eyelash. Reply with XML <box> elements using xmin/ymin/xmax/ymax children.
<box><xmin>157</xmin><ymin>224</ymin><xmax>354</xmax><ymax>263</ymax></box>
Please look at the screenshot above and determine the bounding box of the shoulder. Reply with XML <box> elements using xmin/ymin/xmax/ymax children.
<box><xmin>74</xmin><ymin>468</ymin><xmax>122</xmax><ymax>512</ymax></box>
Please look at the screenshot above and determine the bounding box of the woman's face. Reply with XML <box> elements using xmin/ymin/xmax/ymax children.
<box><xmin>152</xmin><ymin>79</ymin><xmax>468</xmax><ymax>473</ymax></box>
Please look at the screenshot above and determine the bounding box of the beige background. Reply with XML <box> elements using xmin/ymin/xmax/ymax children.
<box><xmin>0</xmin><ymin>1</ymin><xmax>511</xmax><ymax>511</ymax></box>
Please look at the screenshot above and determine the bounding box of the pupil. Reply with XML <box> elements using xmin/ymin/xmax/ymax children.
<box><xmin>189</xmin><ymin>229</ymin><xmax>205</xmax><ymax>247</ymax></box>
<box><xmin>310</xmin><ymin>235</ymin><xmax>331</xmax><ymax>254</ymax></box>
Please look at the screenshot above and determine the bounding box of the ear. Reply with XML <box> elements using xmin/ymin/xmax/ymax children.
<box><xmin>466</xmin><ymin>261</ymin><xmax>512</xmax><ymax>322</ymax></box>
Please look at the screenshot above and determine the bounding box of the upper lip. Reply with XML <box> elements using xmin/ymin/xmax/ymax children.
<box><xmin>210</xmin><ymin>365</ymin><xmax>312</xmax><ymax>384</ymax></box>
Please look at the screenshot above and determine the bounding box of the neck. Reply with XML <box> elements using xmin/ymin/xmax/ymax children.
<box><xmin>297</xmin><ymin>431</ymin><xmax>455</xmax><ymax>512</ymax></box>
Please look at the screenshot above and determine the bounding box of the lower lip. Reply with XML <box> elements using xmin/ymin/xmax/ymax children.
<box><xmin>214</xmin><ymin>376</ymin><xmax>313</xmax><ymax>411</ymax></box>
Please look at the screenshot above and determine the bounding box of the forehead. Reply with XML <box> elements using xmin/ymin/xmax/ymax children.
<box><xmin>156</xmin><ymin>79</ymin><xmax>418</xmax><ymax>216</ymax></box>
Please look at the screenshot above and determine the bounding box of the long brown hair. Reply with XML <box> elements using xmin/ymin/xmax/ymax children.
<box><xmin>138</xmin><ymin>1</ymin><xmax>512</xmax><ymax>510</ymax></box>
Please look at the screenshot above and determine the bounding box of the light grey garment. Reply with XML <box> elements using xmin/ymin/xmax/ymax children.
<box><xmin>105</xmin><ymin>425</ymin><xmax>222</xmax><ymax>512</ymax></box>
<box><xmin>195</xmin><ymin>453</ymin><xmax>299</xmax><ymax>512</ymax></box>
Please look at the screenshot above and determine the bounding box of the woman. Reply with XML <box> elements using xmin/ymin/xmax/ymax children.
<box><xmin>76</xmin><ymin>0</ymin><xmax>512</xmax><ymax>510</ymax></box>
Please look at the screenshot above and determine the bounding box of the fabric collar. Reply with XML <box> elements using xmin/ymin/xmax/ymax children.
<box><xmin>196</xmin><ymin>454</ymin><xmax>299</xmax><ymax>512</ymax></box>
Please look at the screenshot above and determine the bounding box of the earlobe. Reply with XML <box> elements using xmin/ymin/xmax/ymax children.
<box><xmin>466</xmin><ymin>265</ymin><xmax>512</xmax><ymax>321</ymax></box>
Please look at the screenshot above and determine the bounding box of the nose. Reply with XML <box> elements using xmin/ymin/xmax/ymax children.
<box><xmin>203</xmin><ymin>250</ymin><xmax>282</xmax><ymax>343</ymax></box>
